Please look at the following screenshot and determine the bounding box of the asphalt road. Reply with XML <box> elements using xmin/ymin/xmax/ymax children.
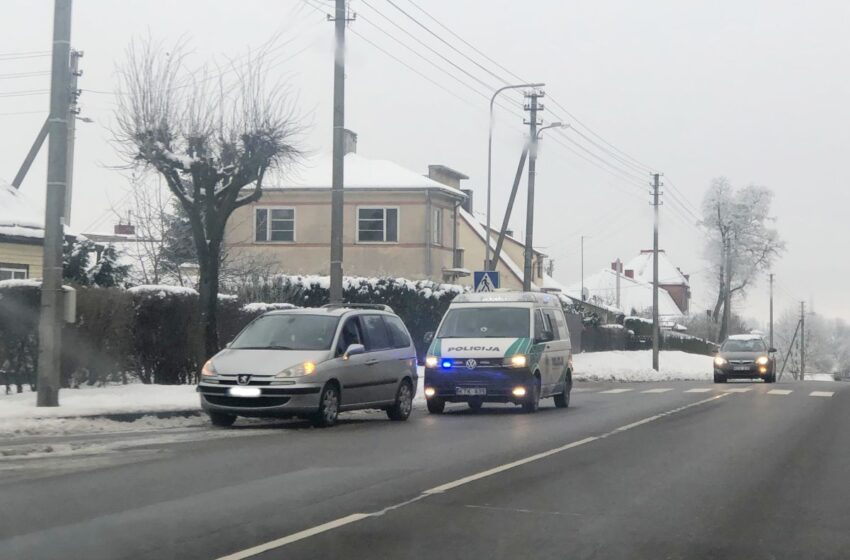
<box><xmin>1</xmin><ymin>380</ymin><xmax>848</xmax><ymax>559</ymax></box>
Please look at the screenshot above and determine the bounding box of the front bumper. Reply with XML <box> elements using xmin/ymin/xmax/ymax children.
<box><xmin>424</xmin><ymin>366</ymin><xmax>534</xmax><ymax>403</ymax></box>
<box><xmin>715</xmin><ymin>364</ymin><xmax>772</xmax><ymax>378</ymax></box>
<box><xmin>198</xmin><ymin>381</ymin><xmax>322</xmax><ymax>417</ymax></box>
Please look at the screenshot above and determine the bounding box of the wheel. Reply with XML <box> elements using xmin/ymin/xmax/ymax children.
<box><xmin>208</xmin><ymin>411</ymin><xmax>236</xmax><ymax>427</ymax></box>
<box><xmin>468</xmin><ymin>399</ymin><xmax>483</xmax><ymax>411</ymax></box>
<box><xmin>426</xmin><ymin>397</ymin><xmax>445</xmax><ymax>414</ymax></box>
<box><xmin>765</xmin><ymin>373</ymin><xmax>776</xmax><ymax>383</ymax></box>
<box><xmin>312</xmin><ymin>383</ymin><xmax>340</xmax><ymax>427</ymax></box>
<box><xmin>714</xmin><ymin>373</ymin><xmax>727</xmax><ymax>384</ymax></box>
<box><xmin>554</xmin><ymin>385</ymin><xmax>570</xmax><ymax>409</ymax></box>
<box><xmin>522</xmin><ymin>377</ymin><xmax>541</xmax><ymax>413</ymax></box>
<box><xmin>387</xmin><ymin>380</ymin><xmax>414</xmax><ymax>421</ymax></box>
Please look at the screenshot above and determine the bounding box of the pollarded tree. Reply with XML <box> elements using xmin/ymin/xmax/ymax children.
<box><xmin>114</xmin><ymin>39</ymin><xmax>302</xmax><ymax>361</ymax></box>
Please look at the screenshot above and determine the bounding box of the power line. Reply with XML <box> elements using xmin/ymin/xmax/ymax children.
<box><xmin>0</xmin><ymin>71</ymin><xmax>50</xmax><ymax>80</ymax></box>
<box><xmin>0</xmin><ymin>89</ymin><xmax>50</xmax><ymax>97</ymax></box>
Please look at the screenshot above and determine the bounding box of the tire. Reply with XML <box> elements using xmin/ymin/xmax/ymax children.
<box><xmin>312</xmin><ymin>383</ymin><xmax>340</xmax><ymax>428</ymax></box>
<box><xmin>387</xmin><ymin>380</ymin><xmax>414</xmax><ymax>421</ymax></box>
<box><xmin>554</xmin><ymin>385</ymin><xmax>570</xmax><ymax>409</ymax></box>
<box><xmin>426</xmin><ymin>397</ymin><xmax>446</xmax><ymax>414</ymax></box>
<box><xmin>468</xmin><ymin>399</ymin><xmax>483</xmax><ymax>411</ymax></box>
<box><xmin>765</xmin><ymin>373</ymin><xmax>776</xmax><ymax>384</ymax></box>
<box><xmin>208</xmin><ymin>411</ymin><xmax>236</xmax><ymax>427</ymax></box>
<box><xmin>714</xmin><ymin>373</ymin><xmax>727</xmax><ymax>384</ymax></box>
<box><xmin>522</xmin><ymin>376</ymin><xmax>541</xmax><ymax>413</ymax></box>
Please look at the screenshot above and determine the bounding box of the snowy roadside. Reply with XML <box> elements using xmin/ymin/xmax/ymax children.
<box><xmin>573</xmin><ymin>350</ymin><xmax>714</xmax><ymax>382</ymax></box>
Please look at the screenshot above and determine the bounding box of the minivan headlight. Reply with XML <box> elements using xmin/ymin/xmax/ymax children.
<box><xmin>201</xmin><ymin>359</ymin><xmax>217</xmax><ymax>377</ymax></box>
<box><xmin>714</xmin><ymin>356</ymin><xmax>727</xmax><ymax>367</ymax></box>
<box><xmin>756</xmin><ymin>356</ymin><xmax>769</xmax><ymax>366</ymax></box>
<box><xmin>276</xmin><ymin>361</ymin><xmax>317</xmax><ymax>378</ymax></box>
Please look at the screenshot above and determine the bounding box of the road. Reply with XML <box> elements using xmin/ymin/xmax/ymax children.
<box><xmin>1</xmin><ymin>380</ymin><xmax>848</xmax><ymax>559</ymax></box>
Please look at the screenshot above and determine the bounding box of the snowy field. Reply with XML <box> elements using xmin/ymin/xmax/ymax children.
<box><xmin>574</xmin><ymin>350</ymin><xmax>714</xmax><ymax>382</ymax></box>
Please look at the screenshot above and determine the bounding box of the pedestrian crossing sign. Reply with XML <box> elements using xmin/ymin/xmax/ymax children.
<box><xmin>473</xmin><ymin>271</ymin><xmax>500</xmax><ymax>292</ymax></box>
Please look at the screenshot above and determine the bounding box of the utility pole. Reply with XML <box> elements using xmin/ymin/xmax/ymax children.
<box><xmin>800</xmin><ymin>301</ymin><xmax>806</xmax><ymax>381</ymax></box>
<box><xmin>328</xmin><ymin>0</ymin><xmax>352</xmax><ymax>304</ymax></box>
<box><xmin>64</xmin><ymin>49</ymin><xmax>82</xmax><ymax>224</ymax></box>
<box><xmin>721</xmin><ymin>237</ymin><xmax>732</xmax><ymax>341</ymax></box>
<box><xmin>522</xmin><ymin>90</ymin><xmax>543</xmax><ymax>291</ymax></box>
<box><xmin>36</xmin><ymin>0</ymin><xmax>73</xmax><ymax>407</ymax></box>
<box><xmin>769</xmin><ymin>273</ymin><xmax>774</xmax><ymax>350</ymax></box>
<box><xmin>580</xmin><ymin>235</ymin><xmax>588</xmax><ymax>301</ymax></box>
<box><xmin>652</xmin><ymin>173</ymin><xmax>661</xmax><ymax>372</ymax></box>
<box><xmin>615</xmin><ymin>258</ymin><xmax>621</xmax><ymax>309</ymax></box>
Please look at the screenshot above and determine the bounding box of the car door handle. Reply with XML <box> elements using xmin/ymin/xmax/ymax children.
<box><xmin>365</xmin><ymin>359</ymin><xmax>379</xmax><ymax>366</ymax></box>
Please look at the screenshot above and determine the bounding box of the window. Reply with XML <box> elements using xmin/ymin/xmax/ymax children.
<box><xmin>431</xmin><ymin>207</ymin><xmax>442</xmax><ymax>245</ymax></box>
<box><xmin>437</xmin><ymin>308</ymin><xmax>530</xmax><ymax>339</ymax></box>
<box><xmin>534</xmin><ymin>310</ymin><xmax>548</xmax><ymax>340</ymax></box>
<box><xmin>361</xmin><ymin>315</ymin><xmax>392</xmax><ymax>350</ymax></box>
<box><xmin>0</xmin><ymin>264</ymin><xmax>28</xmax><ymax>281</ymax></box>
<box><xmin>383</xmin><ymin>316</ymin><xmax>412</xmax><ymax>349</ymax></box>
<box><xmin>255</xmin><ymin>207</ymin><xmax>295</xmax><ymax>242</ymax></box>
<box><xmin>230</xmin><ymin>314</ymin><xmax>338</xmax><ymax>351</ymax></box>
<box><xmin>543</xmin><ymin>309</ymin><xmax>561</xmax><ymax>340</ymax></box>
<box><xmin>357</xmin><ymin>207</ymin><xmax>398</xmax><ymax>243</ymax></box>
<box><xmin>337</xmin><ymin>317</ymin><xmax>365</xmax><ymax>355</ymax></box>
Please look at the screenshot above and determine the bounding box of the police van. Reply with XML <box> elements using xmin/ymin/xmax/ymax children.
<box><xmin>423</xmin><ymin>291</ymin><xmax>572</xmax><ymax>413</ymax></box>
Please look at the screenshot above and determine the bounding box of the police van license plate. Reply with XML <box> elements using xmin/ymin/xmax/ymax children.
<box><xmin>456</xmin><ymin>387</ymin><xmax>486</xmax><ymax>396</ymax></box>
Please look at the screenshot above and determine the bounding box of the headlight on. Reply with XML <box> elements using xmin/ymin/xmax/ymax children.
<box><xmin>714</xmin><ymin>356</ymin><xmax>727</xmax><ymax>367</ymax></box>
<box><xmin>276</xmin><ymin>361</ymin><xmax>317</xmax><ymax>378</ymax></box>
<box><xmin>756</xmin><ymin>356</ymin><xmax>769</xmax><ymax>366</ymax></box>
<box><xmin>201</xmin><ymin>359</ymin><xmax>217</xmax><ymax>377</ymax></box>
<box><xmin>506</xmin><ymin>354</ymin><xmax>527</xmax><ymax>368</ymax></box>
<box><xmin>425</xmin><ymin>355</ymin><xmax>439</xmax><ymax>368</ymax></box>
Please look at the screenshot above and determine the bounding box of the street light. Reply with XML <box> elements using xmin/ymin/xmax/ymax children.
<box><xmin>485</xmin><ymin>82</ymin><xmax>544</xmax><ymax>270</ymax></box>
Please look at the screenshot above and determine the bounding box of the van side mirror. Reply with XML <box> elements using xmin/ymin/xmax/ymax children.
<box><xmin>423</xmin><ymin>332</ymin><xmax>434</xmax><ymax>344</ymax></box>
<box><xmin>537</xmin><ymin>330</ymin><xmax>554</xmax><ymax>343</ymax></box>
<box><xmin>343</xmin><ymin>344</ymin><xmax>365</xmax><ymax>360</ymax></box>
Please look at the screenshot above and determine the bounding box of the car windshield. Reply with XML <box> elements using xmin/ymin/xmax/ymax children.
<box><xmin>722</xmin><ymin>339</ymin><xmax>766</xmax><ymax>353</ymax></box>
<box><xmin>230</xmin><ymin>314</ymin><xmax>338</xmax><ymax>351</ymax></box>
<box><xmin>437</xmin><ymin>307</ymin><xmax>530</xmax><ymax>338</ymax></box>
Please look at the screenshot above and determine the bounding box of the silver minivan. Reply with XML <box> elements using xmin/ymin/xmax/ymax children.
<box><xmin>198</xmin><ymin>304</ymin><xmax>418</xmax><ymax>427</ymax></box>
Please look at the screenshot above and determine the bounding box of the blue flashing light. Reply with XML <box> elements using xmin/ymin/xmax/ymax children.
<box><xmin>441</xmin><ymin>359</ymin><xmax>453</xmax><ymax>369</ymax></box>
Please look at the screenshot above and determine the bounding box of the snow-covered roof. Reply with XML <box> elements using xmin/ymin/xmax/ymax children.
<box><xmin>624</xmin><ymin>250</ymin><xmax>689</xmax><ymax>286</ymax></box>
<box><xmin>0</xmin><ymin>178</ymin><xmax>45</xmax><ymax>240</ymax></box>
<box><xmin>565</xmin><ymin>268</ymin><xmax>683</xmax><ymax>317</ymax></box>
<box><xmin>267</xmin><ymin>152</ymin><xmax>465</xmax><ymax>197</ymax></box>
<box><xmin>458</xmin><ymin>207</ymin><xmax>533</xmax><ymax>287</ymax></box>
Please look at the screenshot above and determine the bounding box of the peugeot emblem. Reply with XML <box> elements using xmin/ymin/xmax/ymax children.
<box><xmin>237</xmin><ymin>374</ymin><xmax>251</xmax><ymax>385</ymax></box>
<box><xmin>465</xmin><ymin>359</ymin><xmax>477</xmax><ymax>370</ymax></box>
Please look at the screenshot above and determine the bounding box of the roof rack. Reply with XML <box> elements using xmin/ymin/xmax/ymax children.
<box><xmin>321</xmin><ymin>303</ymin><xmax>395</xmax><ymax>313</ymax></box>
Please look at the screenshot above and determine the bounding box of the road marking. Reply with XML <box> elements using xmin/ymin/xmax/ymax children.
<box><xmin>641</xmin><ymin>388</ymin><xmax>673</xmax><ymax>394</ymax></box>
<box><xmin>722</xmin><ymin>387</ymin><xmax>752</xmax><ymax>393</ymax></box>
<box><xmin>217</xmin><ymin>514</ymin><xmax>370</xmax><ymax>560</ymax></box>
<box><xmin>685</xmin><ymin>388</ymin><xmax>713</xmax><ymax>393</ymax></box>
<box><xmin>768</xmin><ymin>389</ymin><xmax>793</xmax><ymax>395</ymax></box>
<box><xmin>217</xmin><ymin>392</ymin><xmax>730</xmax><ymax>559</ymax></box>
<box><xmin>810</xmin><ymin>391</ymin><xmax>834</xmax><ymax>398</ymax></box>
<box><xmin>599</xmin><ymin>388</ymin><xmax>633</xmax><ymax>394</ymax></box>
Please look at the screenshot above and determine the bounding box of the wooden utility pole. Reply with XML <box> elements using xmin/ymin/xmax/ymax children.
<box><xmin>36</xmin><ymin>0</ymin><xmax>73</xmax><ymax>407</ymax></box>
<box><xmin>522</xmin><ymin>89</ymin><xmax>543</xmax><ymax>291</ymax></box>
<box><xmin>800</xmin><ymin>301</ymin><xmax>806</xmax><ymax>381</ymax></box>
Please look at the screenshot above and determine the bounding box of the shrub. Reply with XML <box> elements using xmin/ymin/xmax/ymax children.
<box><xmin>0</xmin><ymin>280</ymin><xmax>40</xmax><ymax>393</ymax></box>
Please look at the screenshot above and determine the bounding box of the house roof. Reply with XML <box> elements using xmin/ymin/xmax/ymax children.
<box><xmin>266</xmin><ymin>152</ymin><xmax>465</xmax><ymax>197</ymax></box>
<box><xmin>0</xmin><ymin>178</ymin><xmax>47</xmax><ymax>240</ymax></box>
<box><xmin>624</xmin><ymin>250</ymin><xmax>689</xmax><ymax>286</ymax></box>
<box><xmin>565</xmin><ymin>268</ymin><xmax>683</xmax><ymax>317</ymax></box>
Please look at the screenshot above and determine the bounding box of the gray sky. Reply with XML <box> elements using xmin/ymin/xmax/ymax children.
<box><xmin>2</xmin><ymin>0</ymin><xmax>848</xmax><ymax>323</ymax></box>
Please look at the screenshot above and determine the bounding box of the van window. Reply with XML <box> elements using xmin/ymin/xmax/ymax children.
<box><xmin>383</xmin><ymin>316</ymin><xmax>411</xmax><ymax>349</ymax></box>
<box><xmin>362</xmin><ymin>315</ymin><xmax>392</xmax><ymax>350</ymax></box>
<box><xmin>337</xmin><ymin>317</ymin><xmax>364</xmax><ymax>355</ymax></box>
<box><xmin>534</xmin><ymin>310</ymin><xmax>548</xmax><ymax>340</ymax></box>
<box><xmin>543</xmin><ymin>309</ymin><xmax>561</xmax><ymax>340</ymax></box>
<box><xmin>437</xmin><ymin>307</ymin><xmax>530</xmax><ymax>338</ymax></box>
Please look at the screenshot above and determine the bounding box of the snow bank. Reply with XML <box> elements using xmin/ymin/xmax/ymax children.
<box><xmin>573</xmin><ymin>350</ymin><xmax>713</xmax><ymax>382</ymax></box>
<box><xmin>127</xmin><ymin>284</ymin><xmax>198</xmax><ymax>297</ymax></box>
<box><xmin>241</xmin><ymin>302</ymin><xmax>297</xmax><ymax>313</ymax></box>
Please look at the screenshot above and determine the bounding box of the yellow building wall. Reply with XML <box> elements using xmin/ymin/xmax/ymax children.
<box><xmin>0</xmin><ymin>241</ymin><xmax>43</xmax><ymax>279</ymax></box>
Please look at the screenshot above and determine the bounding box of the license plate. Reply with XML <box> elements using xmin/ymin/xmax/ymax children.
<box><xmin>456</xmin><ymin>387</ymin><xmax>486</xmax><ymax>396</ymax></box>
<box><xmin>734</xmin><ymin>365</ymin><xmax>751</xmax><ymax>371</ymax></box>
<box><xmin>229</xmin><ymin>387</ymin><xmax>261</xmax><ymax>397</ymax></box>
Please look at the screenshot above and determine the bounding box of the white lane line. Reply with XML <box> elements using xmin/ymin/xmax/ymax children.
<box><xmin>685</xmin><ymin>388</ymin><xmax>713</xmax><ymax>393</ymax></box>
<box><xmin>768</xmin><ymin>389</ymin><xmax>793</xmax><ymax>395</ymax></box>
<box><xmin>217</xmin><ymin>392</ymin><xmax>731</xmax><ymax>559</ymax></box>
<box><xmin>723</xmin><ymin>387</ymin><xmax>752</xmax><ymax>393</ymax></box>
<box><xmin>810</xmin><ymin>391</ymin><xmax>834</xmax><ymax>398</ymax></box>
<box><xmin>599</xmin><ymin>388</ymin><xmax>634</xmax><ymax>394</ymax></box>
<box><xmin>641</xmin><ymin>388</ymin><xmax>673</xmax><ymax>394</ymax></box>
<box><xmin>217</xmin><ymin>514</ymin><xmax>370</xmax><ymax>560</ymax></box>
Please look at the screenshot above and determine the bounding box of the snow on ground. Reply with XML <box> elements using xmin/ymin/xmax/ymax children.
<box><xmin>574</xmin><ymin>350</ymin><xmax>714</xmax><ymax>382</ymax></box>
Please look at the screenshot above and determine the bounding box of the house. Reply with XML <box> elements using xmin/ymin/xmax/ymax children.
<box><xmin>564</xmin><ymin>266</ymin><xmax>683</xmax><ymax>318</ymax></box>
<box><xmin>623</xmin><ymin>250</ymin><xmax>691</xmax><ymax>314</ymax></box>
<box><xmin>222</xmin><ymin>130</ymin><xmax>548</xmax><ymax>290</ymax></box>
<box><xmin>0</xmin><ymin>179</ymin><xmax>46</xmax><ymax>280</ymax></box>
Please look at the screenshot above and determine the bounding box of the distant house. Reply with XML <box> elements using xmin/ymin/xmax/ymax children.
<box><xmin>222</xmin><ymin>130</ymin><xmax>548</xmax><ymax>290</ymax></box>
<box><xmin>624</xmin><ymin>250</ymin><xmax>691</xmax><ymax>314</ymax></box>
<box><xmin>564</xmin><ymin>265</ymin><xmax>683</xmax><ymax>318</ymax></box>
<box><xmin>0</xmin><ymin>179</ymin><xmax>47</xmax><ymax>280</ymax></box>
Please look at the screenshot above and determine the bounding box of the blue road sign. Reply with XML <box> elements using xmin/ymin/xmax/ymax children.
<box><xmin>473</xmin><ymin>271</ymin><xmax>500</xmax><ymax>292</ymax></box>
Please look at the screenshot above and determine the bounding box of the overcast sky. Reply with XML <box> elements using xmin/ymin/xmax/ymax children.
<box><xmin>2</xmin><ymin>0</ymin><xmax>848</xmax><ymax>323</ymax></box>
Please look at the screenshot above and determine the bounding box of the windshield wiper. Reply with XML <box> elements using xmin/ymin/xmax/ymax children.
<box><xmin>232</xmin><ymin>345</ymin><xmax>294</xmax><ymax>350</ymax></box>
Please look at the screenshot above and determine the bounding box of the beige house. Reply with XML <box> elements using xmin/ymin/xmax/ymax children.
<box><xmin>0</xmin><ymin>179</ymin><xmax>45</xmax><ymax>280</ymax></box>
<box><xmin>223</xmin><ymin>131</ymin><xmax>547</xmax><ymax>290</ymax></box>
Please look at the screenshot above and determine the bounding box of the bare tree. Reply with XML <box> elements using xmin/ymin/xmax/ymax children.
<box><xmin>114</xmin><ymin>38</ymin><xmax>302</xmax><ymax>360</ymax></box>
<box><xmin>700</xmin><ymin>177</ymin><xmax>785</xmax><ymax>340</ymax></box>
<box><xmin>114</xmin><ymin>174</ymin><xmax>170</xmax><ymax>285</ymax></box>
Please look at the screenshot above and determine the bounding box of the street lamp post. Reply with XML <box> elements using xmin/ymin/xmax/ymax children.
<box><xmin>485</xmin><ymin>82</ymin><xmax>544</xmax><ymax>270</ymax></box>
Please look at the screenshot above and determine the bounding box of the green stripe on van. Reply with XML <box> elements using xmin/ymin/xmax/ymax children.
<box><xmin>504</xmin><ymin>337</ymin><xmax>530</xmax><ymax>357</ymax></box>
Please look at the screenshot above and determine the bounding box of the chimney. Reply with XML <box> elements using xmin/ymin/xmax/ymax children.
<box><xmin>427</xmin><ymin>165</ymin><xmax>470</xmax><ymax>190</ymax></box>
<box><xmin>114</xmin><ymin>223</ymin><xmax>135</xmax><ymax>236</ymax></box>
<box><xmin>343</xmin><ymin>129</ymin><xmax>357</xmax><ymax>155</ymax></box>
<box><xmin>461</xmin><ymin>189</ymin><xmax>473</xmax><ymax>213</ymax></box>
<box><xmin>624</xmin><ymin>269</ymin><xmax>634</xmax><ymax>279</ymax></box>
